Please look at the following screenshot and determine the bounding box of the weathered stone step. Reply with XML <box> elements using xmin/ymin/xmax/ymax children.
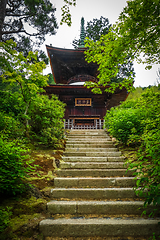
<box><xmin>66</xmin><ymin>143</ymin><xmax>115</xmax><ymax>148</ymax></box>
<box><xmin>62</xmin><ymin>156</ymin><xmax>125</xmax><ymax>162</ymax></box>
<box><xmin>40</xmin><ymin>218</ymin><xmax>160</xmax><ymax>238</ymax></box>
<box><xmin>50</xmin><ymin>188</ymin><xmax>137</xmax><ymax>200</ymax></box>
<box><xmin>67</xmin><ymin>135</ymin><xmax>110</xmax><ymax>139</ymax></box>
<box><xmin>47</xmin><ymin>200</ymin><xmax>151</xmax><ymax>215</ymax></box>
<box><xmin>41</xmin><ymin>129</ymin><xmax>159</xmax><ymax>239</ymax></box>
<box><xmin>68</xmin><ymin>131</ymin><xmax>108</xmax><ymax>137</ymax></box>
<box><xmin>55</xmin><ymin>169</ymin><xmax>132</xmax><ymax>177</ymax></box>
<box><xmin>61</xmin><ymin>162</ymin><xmax>126</xmax><ymax>169</ymax></box>
<box><xmin>67</xmin><ymin>140</ymin><xmax>112</xmax><ymax>144</ymax></box>
<box><xmin>65</xmin><ymin>148</ymin><xmax>118</xmax><ymax>153</ymax></box>
<box><xmin>54</xmin><ymin>177</ymin><xmax>135</xmax><ymax>188</ymax></box>
<box><xmin>64</xmin><ymin>152</ymin><xmax>121</xmax><ymax>157</ymax></box>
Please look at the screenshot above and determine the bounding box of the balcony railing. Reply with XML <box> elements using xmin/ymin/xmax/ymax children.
<box><xmin>64</xmin><ymin>119</ymin><xmax>105</xmax><ymax>130</ymax></box>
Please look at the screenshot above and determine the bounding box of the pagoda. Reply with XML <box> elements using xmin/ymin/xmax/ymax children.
<box><xmin>45</xmin><ymin>18</ymin><xmax>128</xmax><ymax>129</ymax></box>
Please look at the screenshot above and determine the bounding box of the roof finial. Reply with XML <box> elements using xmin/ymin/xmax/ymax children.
<box><xmin>79</xmin><ymin>17</ymin><xmax>85</xmax><ymax>48</ymax></box>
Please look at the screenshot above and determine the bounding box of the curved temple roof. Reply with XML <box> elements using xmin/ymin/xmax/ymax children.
<box><xmin>46</xmin><ymin>45</ymin><xmax>98</xmax><ymax>84</ymax></box>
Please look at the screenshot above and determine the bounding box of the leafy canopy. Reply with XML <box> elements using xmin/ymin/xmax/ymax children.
<box><xmin>0</xmin><ymin>0</ymin><xmax>76</xmax><ymax>61</ymax></box>
<box><xmin>61</xmin><ymin>0</ymin><xmax>76</xmax><ymax>26</ymax></box>
<box><xmin>0</xmin><ymin>39</ymin><xmax>48</xmax><ymax>130</ymax></box>
<box><xmin>0</xmin><ymin>0</ymin><xmax>58</xmax><ymax>44</ymax></box>
<box><xmin>0</xmin><ymin>39</ymin><xmax>65</xmax><ymax>147</ymax></box>
<box><xmin>72</xmin><ymin>16</ymin><xmax>111</xmax><ymax>48</ymax></box>
<box><xmin>84</xmin><ymin>0</ymin><xmax>160</xmax><ymax>93</ymax></box>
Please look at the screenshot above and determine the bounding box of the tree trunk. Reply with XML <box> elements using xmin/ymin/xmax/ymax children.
<box><xmin>24</xmin><ymin>102</ymin><xmax>30</xmax><ymax>138</ymax></box>
<box><xmin>0</xmin><ymin>0</ymin><xmax>7</xmax><ymax>40</ymax></box>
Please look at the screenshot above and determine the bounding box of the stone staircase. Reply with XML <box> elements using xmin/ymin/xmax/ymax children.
<box><xmin>40</xmin><ymin>130</ymin><xmax>160</xmax><ymax>239</ymax></box>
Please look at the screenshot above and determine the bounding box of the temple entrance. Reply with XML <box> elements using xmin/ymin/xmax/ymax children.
<box><xmin>75</xmin><ymin>119</ymin><xmax>94</xmax><ymax>127</ymax></box>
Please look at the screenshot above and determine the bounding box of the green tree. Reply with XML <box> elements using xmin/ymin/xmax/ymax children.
<box><xmin>0</xmin><ymin>40</ymin><xmax>48</xmax><ymax>130</ymax></box>
<box><xmin>72</xmin><ymin>16</ymin><xmax>111</xmax><ymax>48</ymax></box>
<box><xmin>0</xmin><ymin>0</ymin><xmax>58</xmax><ymax>46</ymax></box>
<box><xmin>72</xmin><ymin>16</ymin><xmax>134</xmax><ymax>89</ymax></box>
<box><xmin>117</xmin><ymin>0</ymin><xmax>159</xmax><ymax>66</ymax></box>
<box><xmin>47</xmin><ymin>73</ymin><xmax>55</xmax><ymax>85</ymax></box>
<box><xmin>0</xmin><ymin>0</ymin><xmax>76</xmax><ymax>61</ymax></box>
<box><xmin>60</xmin><ymin>0</ymin><xmax>76</xmax><ymax>26</ymax></box>
<box><xmin>85</xmin><ymin>0</ymin><xmax>159</xmax><ymax>93</ymax></box>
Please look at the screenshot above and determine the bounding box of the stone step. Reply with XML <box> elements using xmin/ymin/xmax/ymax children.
<box><xmin>62</xmin><ymin>156</ymin><xmax>125</xmax><ymax>162</ymax></box>
<box><xmin>64</xmin><ymin>152</ymin><xmax>122</xmax><ymax>157</ymax></box>
<box><xmin>68</xmin><ymin>131</ymin><xmax>108</xmax><ymax>137</ymax></box>
<box><xmin>55</xmin><ymin>169</ymin><xmax>133</xmax><ymax>177</ymax></box>
<box><xmin>54</xmin><ymin>177</ymin><xmax>136</xmax><ymax>188</ymax></box>
<box><xmin>66</xmin><ymin>143</ymin><xmax>115</xmax><ymax>148</ymax></box>
<box><xmin>67</xmin><ymin>140</ymin><xmax>112</xmax><ymax>144</ymax></box>
<box><xmin>67</xmin><ymin>136</ymin><xmax>110</xmax><ymax>139</ymax></box>
<box><xmin>50</xmin><ymin>188</ymin><xmax>137</xmax><ymax>200</ymax></box>
<box><xmin>40</xmin><ymin>218</ymin><xmax>160</xmax><ymax>238</ymax></box>
<box><xmin>68</xmin><ymin>133</ymin><xmax>108</xmax><ymax>136</ymax></box>
<box><xmin>40</xmin><ymin>129</ymin><xmax>158</xmax><ymax>239</ymax></box>
<box><xmin>65</xmin><ymin>148</ymin><xmax>118</xmax><ymax>153</ymax></box>
<box><xmin>60</xmin><ymin>162</ymin><xmax>126</xmax><ymax>169</ymax></box>
<box><xmin>47</xmin><ymin>200</ymin><xmax>152</xmax><ymax>215</ymax></box>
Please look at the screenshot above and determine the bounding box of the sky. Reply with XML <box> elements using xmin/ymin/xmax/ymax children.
<box><xmin>42</xmin><ymin>0</ymin><xmax>159</xmax><ymax>87</ymax></box>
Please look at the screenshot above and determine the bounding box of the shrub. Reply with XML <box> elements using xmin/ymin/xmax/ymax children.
<box><xmin>104</xmin><ymin>107</ymin><xmax>144</xmax><ymax>144</ymax></box>
<box><xmin>128</xmin><ymin>119</ymin><xmax>160</xmax><ymax>212</ymax></box>
<box><xmin>0</xmin><ymin>138</ymin><xmax>28</xmax><ymax>196</ymax></box>
<box><xmin>0</xmin><ymin>90</ymin><xmax>23</xmax><ymax>117</ymax></box>
<box><xmin>104</xmin><ymin>87</ymin><xmax>160</xmax><ymax>212</ymax></box>
<box><xmin>0</xmin><ymin>112</ymin><xmax>24</xmax><ymax>139</ymax></box>
<box><xmin>28</xmin><ymin>94</ymin><xmax>65</xmax><ymax>147</ymax></box>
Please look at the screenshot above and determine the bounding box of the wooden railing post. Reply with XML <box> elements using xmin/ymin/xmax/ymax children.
<box><xmin>99</xmin><ymin>119</ymin><xmax>101</xmax><ymax>129</ymax></box>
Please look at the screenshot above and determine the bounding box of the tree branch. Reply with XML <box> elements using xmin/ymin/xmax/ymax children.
<box><xmin>0</xmin><ymin>0</ymin><xmax>8</xmax><ymax>40</ymax></box>
<box><xmin>5</xmin><ymin>13</ymin><xmax>27</xmax><ymax>17</ymax></box>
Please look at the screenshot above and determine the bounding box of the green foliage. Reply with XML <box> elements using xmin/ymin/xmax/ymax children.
<box><xmin>118</xmin><ymin>0</ymin><xmax>159</xmax><ymax>66</ymax></box>
<box><xmin>84</xmin><ymin>31</ymin><xmax>135</xmax><ymax>93</ymax></box>
<box><xmin>131</xmin><ymin>127</ymin><xmax>160</xmax><ymax>208</ymax></box>
<box><xmin>47</xmin><ymin>73</ymin><xmax>55</xmax><ymax>85</ymax></box>
<box><xmin>1</xmin><ymin>40</ymin><xmax>48</xmax><ymax>129</ymax></box>
<box><xmin>84</xmin><ymin>0</ymin><xmax>159</xmax><ymax>93</ymax></box>
<box><xmin>0</xmin><ymin>40</ymin><xmax>66</xmax><ymax>200</ymax></box>
<box><xmin>0</xmin><ymin>0</ymin><xmax>59</xmax><ymax>61</ymax></box>
<box><xmin>0</xmin><ymin>207</ymin><xmax>12</xmax><ymax>233</ymax></box>
<box><xmin>0</xmin><ymin>90</ymin><xmax>25</xmax><ymax>139</ymax></box>
<box><xmin>0</xmin><ymin>138</ymin><xmax>28</xmax><ymax>196</ymax></box>
<box><xmin>72</xmin><ymin>16</ymin><xmax>111</xmax><ymax>48</ymax></box>
<box><xmin>60</xmin><ymin>0</ymin><xmax>76</xmax><ymax>26</ymax></box>
<box><xmin>1</xmin><ymin>0</ymin><xmax>58</xmax><ymax>44</ymax></box>
<box><xmin>29</xmin><ymin>94</ymin><xmax>65</xmax><ymax>146</ymax></box>
<box><xmin>0</xmin><ymin>112</ymin><xmax>23</xmax><ymax>139</ymax></box>
<box><xmin>105</xmin><ymin>87</ymin><xmax>160</xmax><ymax>212</ymax></box>
<box><xmin>0</xmin><ymin>91</ymin><xmax>22</xmax><ymax>116</ymax></box>
<box><xmin>105</xmin><ymin>108</ymin><xmax>144</xmax><ymax>144</ymax></box>
<box><xmin>0</xmin><ymin>40</ymin><xmax>66</xmax><ymax>146</ymax></box>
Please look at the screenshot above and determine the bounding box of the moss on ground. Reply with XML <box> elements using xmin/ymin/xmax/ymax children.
<box><xmin>0</xmin><ymin>148</ymin><xmax>63</xmax><ymax>240</ymax></box>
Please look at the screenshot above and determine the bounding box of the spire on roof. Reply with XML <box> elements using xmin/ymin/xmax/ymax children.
<box><xmin>79</xmin><ymin>17</ymin><xmax>85</xmax><ymax>48</ymax></box>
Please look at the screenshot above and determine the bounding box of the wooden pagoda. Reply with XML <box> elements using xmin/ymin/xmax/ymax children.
<box><xmin>45</xmin><ymin>18</ymin><xmax>128</xmax><ymax>129</ymax></box>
